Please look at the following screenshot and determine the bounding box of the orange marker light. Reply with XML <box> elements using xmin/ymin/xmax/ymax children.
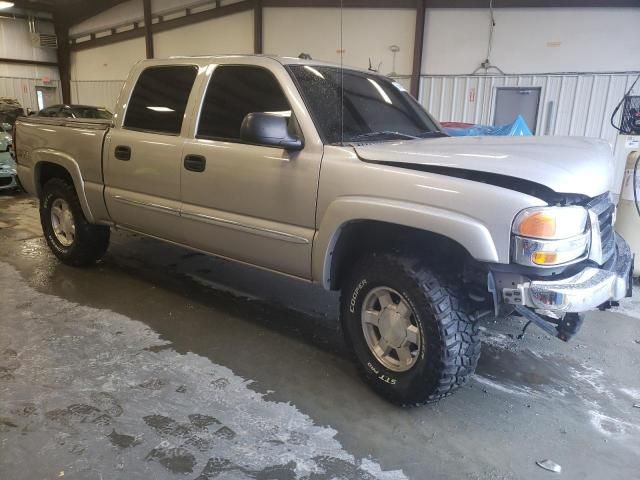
<box><xmin>532</xmin><ymin>251</ymin><xmax>559</xmax><ymax>265</ymax></box>
<box><xmin>518</xmin><ymin>212</ymin><xmax>557</xmax><ymax>238</ymax></box>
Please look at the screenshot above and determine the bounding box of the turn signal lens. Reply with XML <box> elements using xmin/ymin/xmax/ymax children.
<box><xmin>513</xmin><ymin>206</ymin><xmax>588</xmax><ymax>240</ymax></box>
<box><xmin>518</xmin><ymin>212</ymin><xmax>556</xmax><ymax>238</ymax></box>
<box><xmin>531</xmin><ymin>251</ymin><xmax>558</xmax><ymax>265</ymax></box>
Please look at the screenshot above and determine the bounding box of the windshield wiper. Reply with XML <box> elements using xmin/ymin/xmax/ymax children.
<box><xmin>351</xmin><ymin>131</ymin><xmax>419</xmax><ymax>141</ymax></box>
<box><xmin>417</xmin><ymin>131</ymin><xmax>449</xmax><ymax>138</ymax></box>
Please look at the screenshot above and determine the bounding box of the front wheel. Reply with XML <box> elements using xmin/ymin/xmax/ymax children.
<box><xmin>340</xmin><ymin>254</ymin><xmax>481</xmax><ymax>406</ymax></box>
<box><xmin>40</xmin><ymin>178</ymin><xmax>110</xmax><ymax>267</ymax></box>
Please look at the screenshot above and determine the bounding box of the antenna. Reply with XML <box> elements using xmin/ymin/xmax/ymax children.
<box><xmin>340</xmin><ymin>0</ymin><xmax>344</xmax><ymax>145</ymax></box>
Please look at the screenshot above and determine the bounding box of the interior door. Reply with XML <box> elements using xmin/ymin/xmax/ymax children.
<box><xmin>104</xmin><ymin>65</ymin><xmax>199</xmax><ymax>242</ymax></box>
<box><xmin>35</xmin><ymin>86</ymin><xmax>57</xmax><ymax>111</ymax></box>
<box><xmin>180</xmin><ymin>64</ymin><xmax>322</xmax><ymax>279</ymax></box>
<box><xmin>493</xmin><ymin>87</ymin><xmax>541</xmax><ymax>134</ymax></box>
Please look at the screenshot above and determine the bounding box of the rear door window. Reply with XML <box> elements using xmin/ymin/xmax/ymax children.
<box><xmin>124</xmin><ymin>65</ymin><xmax>198</xmax><ymax>135</ymax></box>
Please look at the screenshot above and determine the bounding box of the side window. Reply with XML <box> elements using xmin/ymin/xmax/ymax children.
<box><xmin>124</xmin><ymin>65</ymin><xmax>198</xmax><ymax>135</ymax></box>
<box><xmin>197</xmin><ymin>65</ymin><xmax>291</xmax><ymax>141</ymax></box>
<box><xmin>40</xmin><ymin>107</ymin><xmax>58</xmax><ymax>117</ymax></box>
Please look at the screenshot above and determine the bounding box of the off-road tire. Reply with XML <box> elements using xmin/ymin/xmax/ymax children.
<box><xmin>40</xmin><ymin>178</ymin><xmax>110</xmax><ymax>266</ymax></box>
<box><xmin>340</xmin><ymin>253</ymin><xmax>481</xmax><ymax>406</ymax></box>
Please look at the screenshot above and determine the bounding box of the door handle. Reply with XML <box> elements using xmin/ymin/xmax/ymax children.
<box><xmin>184</xmin><ymin>154</ymin><xmax>206</xmax><ymax>173</ymax></box>
<box><xmin>114</xmin><ymin>145</ymin><xmax>131</xmax><ymax>161</ymax></box>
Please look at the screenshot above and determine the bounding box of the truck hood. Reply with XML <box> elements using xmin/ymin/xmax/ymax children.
<box><xmin>354</xmin><ymin>136</ymin><xmax>613</xmax><ymax>199</ymax></box>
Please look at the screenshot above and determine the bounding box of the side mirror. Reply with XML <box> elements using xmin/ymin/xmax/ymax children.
<box><xmin>240</xmin><ymin>112</ymin><xmax>303</xmax><ymax>151</ymax></box>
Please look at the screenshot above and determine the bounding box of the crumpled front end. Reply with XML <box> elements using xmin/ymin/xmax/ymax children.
<box><xmin>491</xmin><ymin>192</ymin><xmax>633</xmax><ymax>341</ymax></box>
<box><xmin>526</xmin><ymin>235</ymin><xmax>632</xmax><ymax>313</ymax></box>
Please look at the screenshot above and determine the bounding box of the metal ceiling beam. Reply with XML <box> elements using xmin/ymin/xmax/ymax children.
<box><xmin>70</xmin><ymin>25</ymin><xmax>145</xmax><ymax>51</ymax></box>
<box><xmin>142</xmin><ymin>0</ymin><xmax>153</xmax><ymax>59</ymax></box>
<box><xmin>263</xmin><ymin>0</ymin><xmax>416</xmax><ymax>7</ymax></box>
<box><xmin>262</xmin><ymin>0</ymin><xmax>638</xmax><ymax>6</ymax></box>
<box><xmin>54</xmin><ymin>14</ymin><xmax>71</xmax><ymax>104</ymax></box>
<box><xmin>70</xmin><ymin>0</ymin><xmax>257</xmax><ymax>51</ymax></box>
<box><xmin>410</xmin><ymin>0</ymin><xmax>425</xmax><ymax>98</ymax></box>
<box><xmin>425</xmin><ymin>0</ymin><xmax>640</xmax><ymax>6</ymax></box>
<box><xmin>255</xmin><ymin>0</ymin><xmax>263</xmax><ymax>54</ymax></box>
<box><xmin>10</xmin><ymin>0</ymin><xmax>55</xmax><ymax>12</ymax></box>
<box><xmin>64</xmin><ymin>0</ymin><xmax>131</xmax><ymax>27</ymax></box>
<box><xmin>151</xmin><ymin>0</ymin><xmax>255</xmax><ymax>33</ymax></box>
<box><xmin>0</xmin><ymin>57</ymin><xmax>57</xmax><ymax>67</ymax></box>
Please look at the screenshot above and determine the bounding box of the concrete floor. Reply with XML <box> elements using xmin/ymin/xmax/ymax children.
<box><xmin>1</xmin><ymin>191</ymin><xmax>639</xmax><ymax>480</ymax></box>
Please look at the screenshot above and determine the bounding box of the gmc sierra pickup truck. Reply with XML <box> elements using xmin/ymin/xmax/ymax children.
<box><xmin>14</xmin><ymin>55</ymin><xmax>633</xmax><ymax>405</ymax></box>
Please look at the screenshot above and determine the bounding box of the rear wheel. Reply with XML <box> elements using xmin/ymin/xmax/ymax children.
<box><xmin>40</xmin><ymin>178</ymin><xmax>110</xmax><ymax>266</ymax></box>
<box><xmin>340</xmin><ymin>253</ymin><xmax>481</xmax><ymax>406</ymax></box>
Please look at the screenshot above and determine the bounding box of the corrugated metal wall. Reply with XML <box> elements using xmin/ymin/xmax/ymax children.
<box><xmin>419</xmin><ymin>72</ymin><xmax>640</xmax><ymax>146</ymax></box>
<box><xmin>0</xmin><ymin>76</ymin><xmax>61</xmax><ymax>112</ymax></box>
<box><xmin>71</xmin><ymin>80</ymin><xmax>125</xmax><ymax>112</ymax></box>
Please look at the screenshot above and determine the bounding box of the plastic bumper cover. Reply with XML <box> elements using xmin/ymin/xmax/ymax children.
<box><xmin>524</xmin><ymin>234</ymin><xmax>633</xmax><ymax>313</ymax></box>
<box><xmin>0</xmin><ymin>174</ymin><xmax>17</xmax><ymax>191</ymax></box>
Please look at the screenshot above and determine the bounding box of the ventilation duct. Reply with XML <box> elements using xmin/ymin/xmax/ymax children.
<box><xmin>27</xmin><ymin>16</ymin><xmax>58</xmax><ymax>49</ymax></box>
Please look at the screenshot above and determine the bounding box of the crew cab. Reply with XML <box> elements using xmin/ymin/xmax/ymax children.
<box><xmin>14</xmin><ymin>55</ymin><xmax>633</xmax><ymax>405</ymax></box>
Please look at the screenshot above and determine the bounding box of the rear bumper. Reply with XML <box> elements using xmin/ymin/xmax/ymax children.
<box><xmin>524</xmin><ymin>234</ymin><xmax>633</xmax><ymax>313</ymax></box>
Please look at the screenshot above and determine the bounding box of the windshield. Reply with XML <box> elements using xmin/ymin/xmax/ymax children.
<box><xmin>288</xmin><ymin>65</ymin><xmax>441</xmax><ymax>145</ymax></box>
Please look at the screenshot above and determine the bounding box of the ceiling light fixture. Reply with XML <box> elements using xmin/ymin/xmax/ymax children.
<box><xmin>0</xmin><ymin>2</ymin><xmax>15</xmax><ymax>10</ymax></box>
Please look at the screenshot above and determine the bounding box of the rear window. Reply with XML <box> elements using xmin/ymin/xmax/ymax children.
<box><xmin>71</xmin><ymin>107</ymin><xmax>112</xmax><ymax>119</ymax></box>
<box><xmin>124</xmin><ymin>65</ymin><xmax>198</xmax><ymax>135</ymax></box>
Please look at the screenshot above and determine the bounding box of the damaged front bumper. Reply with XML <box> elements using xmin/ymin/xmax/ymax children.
<box><xmin>490</xmin><ymin>234</ymin><xmax>633</xmax><ymax>341</ymax></box>
<box><xmin>525</xmin><ymin>234</ymin><xmax>633</xmax><ymax>313</ymax></box>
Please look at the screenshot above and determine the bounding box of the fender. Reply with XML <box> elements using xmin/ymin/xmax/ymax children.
<box><xmin>312</xmin><ymin>196</ymin><xmax>499</xmax><ymax>289</ymax></box>
<box><xmin>31</xmin><ymin>150</ymin><xmax>96</xmax><ymax>223</ymax></box>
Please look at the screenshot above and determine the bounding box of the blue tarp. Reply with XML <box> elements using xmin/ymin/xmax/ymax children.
<box><xmin>443</xmin><ymin>115</ymin><xmax>533</xmax><ymax>137</ymax></box>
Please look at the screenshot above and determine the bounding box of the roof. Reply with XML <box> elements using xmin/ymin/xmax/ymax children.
<box><xmin>163</xmin><ymin>54</ymin><xmax>378</xmax><ymax>75</ymax></box>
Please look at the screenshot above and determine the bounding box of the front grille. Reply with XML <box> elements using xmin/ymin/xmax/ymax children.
<box><xmin>0</xmin><ymin>176</ymin><xmax>13</xmax><ymax>187</ymax></box>
<box><xmin>586</xmin><ymin>193</ymin><xmax>616</xmax><ymax>264</ymax></box>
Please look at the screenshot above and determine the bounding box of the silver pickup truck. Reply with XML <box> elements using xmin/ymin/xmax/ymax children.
<box><xmin>14</xmin><ymin>55</ymin><xmax>633</xmax><ymax>405</ymax></box>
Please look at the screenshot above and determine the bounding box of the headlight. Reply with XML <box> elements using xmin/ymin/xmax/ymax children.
<box><xmin>513</xmin><ymin>206</ymin><xmax>587</xmax><ymax>239</ymax></box>
<box><xmin>512</xmin><ymin>206</ymin><xmax>589</xmax><ymax>267</ymax></box>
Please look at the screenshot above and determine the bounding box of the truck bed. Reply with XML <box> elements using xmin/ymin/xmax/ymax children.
<box><xmin>15</xmin><ymin>116</ymin><xmax>113</xmax><ymax>224</ymax></box>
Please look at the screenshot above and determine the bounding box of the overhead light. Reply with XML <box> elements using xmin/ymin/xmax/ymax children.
<box><xmin>147</xmin><ymin>106</ymin><xmax>174</xmax><ymax>112</ymax></box>
<box><xmin>0</xmin><ymin>2</ymin><xmax>14</xmax><ymax>10</ymax></box>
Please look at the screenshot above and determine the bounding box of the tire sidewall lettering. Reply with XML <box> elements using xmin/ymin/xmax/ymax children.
<box><xmin>349</xmin><ymin>278</ymin><xmax>367</xmax><ymax>313</ymax></box>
